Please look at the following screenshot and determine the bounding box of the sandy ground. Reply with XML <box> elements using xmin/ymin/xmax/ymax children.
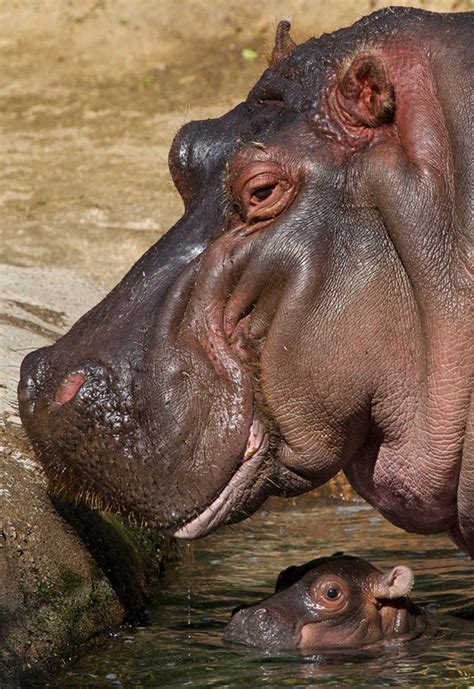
<box><xmin>2</xmin><ymin>0</ymin><xmax>472</xmax><ymax>289</ymax></box>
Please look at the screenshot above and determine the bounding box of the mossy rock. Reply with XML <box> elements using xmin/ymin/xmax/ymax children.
<box><xmin>0</xmin><ymin>419</ymin><xmax>175</xmax><ymax>689</ymax></box>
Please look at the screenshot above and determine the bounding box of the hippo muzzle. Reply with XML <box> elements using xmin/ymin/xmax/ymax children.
<box><xmin>225</xmin><ymin>604</ymin><xmax>300</xmax><ymax>650</ymax></box>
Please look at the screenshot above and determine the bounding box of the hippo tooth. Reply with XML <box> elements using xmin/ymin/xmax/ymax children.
<box><xmin>243</xmin><ymin>417</ymin><xmax>266</xmax><ymax>461</ymax></box>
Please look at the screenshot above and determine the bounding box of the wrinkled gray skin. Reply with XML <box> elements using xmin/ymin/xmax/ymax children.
<box><xmin>224</xmin><ymin>554</ymin><xmax>426</xmax><ymax>651</ymax></box>
<box><xmin>18</xmin><ymin>9</ymin><xmax>473</xmax><ymax>549</ymax></box>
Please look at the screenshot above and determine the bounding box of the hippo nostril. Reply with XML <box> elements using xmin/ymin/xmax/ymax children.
<box><xmin>54</xmin><ymin>372</ymin><xmax>87</xmax><ymax>405</ymax></box>
<box><xmin>250</xmin><ymin>607</ymin><xmax>274</xmax><ymax>633</ymax></box>
<box><xmin>254</xmin><ymin>608</ymin><xmax>269</xmax><ymax>619</ymax></box>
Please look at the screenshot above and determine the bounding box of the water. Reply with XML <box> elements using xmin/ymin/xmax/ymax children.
<box><xmin>42</xmin><ymin>496</ymin><xmax>474</xmax><ymax>688</ymax></box>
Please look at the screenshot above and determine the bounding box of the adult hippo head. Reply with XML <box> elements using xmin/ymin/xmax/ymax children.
<box><xmin>18</xmin><ymin>9</ymin><xmax>473</xmax><ymax>549</ymax></box>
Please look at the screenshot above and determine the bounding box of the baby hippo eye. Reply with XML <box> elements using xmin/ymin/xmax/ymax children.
<box><xmin>325</xmin><ymin>586</ymin><xmax>341</xmax><ymax>600</ymax></box>
<box><xmin>311</xmin><ymin>577</ymin><xmax>348</xmax><ymax>610</ymax></box>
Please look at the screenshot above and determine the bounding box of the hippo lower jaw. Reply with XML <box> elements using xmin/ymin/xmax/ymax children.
<box><xmin>172</xmin><ymin>408</ymin><xmax>318</xmax><ymax>539</ymax></box>
<box><xmin>174</xmin><ymin>416</ymin><xmax>269</xmax><ymax>539</ymax></box>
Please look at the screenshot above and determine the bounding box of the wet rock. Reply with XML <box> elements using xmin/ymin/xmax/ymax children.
<box><xmin>0</xmin><ymin>266</ymin><xmax>174</xmax><ymax>688</ymax></box>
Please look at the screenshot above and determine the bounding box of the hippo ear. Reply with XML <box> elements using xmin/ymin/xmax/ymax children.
<box><xmin>337</xmin><ymin>53</ymin><xmax>395</xmax><ymax>127</ymax></box>
<box><xmin>270</xmin><ymin>20</ymin><xmax>296</xmax><ymax>66</ymax></box>
<box><xmin>373</xmin><ymin>565</ymin><xmax>414</xmax><ymax>599</ymax></box>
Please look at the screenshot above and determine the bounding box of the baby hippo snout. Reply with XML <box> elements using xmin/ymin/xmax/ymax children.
<box><xmin>224</xmin><ymin>605</ymin><xmax>297</xmax><ymax>650</ymax></box>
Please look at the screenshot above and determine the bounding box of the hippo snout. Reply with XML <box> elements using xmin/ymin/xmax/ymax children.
<box><xmin>224</xmin><ymin>604</ymin><xmax>297</xmax><ymax>650</ymax></box>
<box><xmin>18</xmin><ymin>356</ymin><xmax>138</xmax><ymax>487</ymax></box>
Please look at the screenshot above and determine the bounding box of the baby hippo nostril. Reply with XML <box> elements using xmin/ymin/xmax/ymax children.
<box><xmin>254</xmin><ymin>608</ymin><xmax>269</xmax><ymax>619</ymax></box>
<box><xmin>54</xmin><ymin>372</ymin><xmax>87</xmax><ymax>405</ymax></box>
<box><xmin>249</xmin><ymin>607</ymin><xmax>274</xmax><ymax>634</ymax></box>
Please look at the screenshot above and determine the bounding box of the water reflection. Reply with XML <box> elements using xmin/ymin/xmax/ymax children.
<box><xmin>42</xmin><ymin>497</ymin><xmax>474</xmax><ymax>688</ymax></box>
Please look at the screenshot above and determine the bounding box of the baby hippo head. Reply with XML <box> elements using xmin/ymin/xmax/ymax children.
<box><xmin>224</xmin><ymin>554</ymin><xmax>427</xmax><ymax>651</ymax></box>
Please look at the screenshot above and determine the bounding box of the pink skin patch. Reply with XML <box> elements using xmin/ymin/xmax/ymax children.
<box><xmin>54</xmin><ymin>372</ymin><xmax>86</xmax><ymax>405</ymax></box>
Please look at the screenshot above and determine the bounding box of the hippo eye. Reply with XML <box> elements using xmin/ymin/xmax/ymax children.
<box><xmin>229</xmin><ymin>155</ymin><xmax>300</xmax><ymax>228</ymax></box>
<box><xmin>325</xmin><ymin>587</ymin><xmax>341</xmax><ymax>600</ymax></box>
<box><xmin>240</xmin><ymin>173</ymin><xmax>295</xmax><ymax>226</ymax></box>
<box><xmin>311</xmin><ymin>577</ymin><xmax>348</xmax><ymax>610</ymax></box>
<box><xmin>251</xmin><ymin>184</ymin><xmax>277</xmax><ymax>202</ymax></box>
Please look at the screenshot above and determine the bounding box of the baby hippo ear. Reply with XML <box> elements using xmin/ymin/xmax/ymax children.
<box><xmin>337</xmin><ymin>52</ymin><xmax>395</xmax><ymax>127</ymax></box>
<box><xmin>373</xmin><ymin>565</ymin><xmax>414</xmax><ymax>599</ymax></box>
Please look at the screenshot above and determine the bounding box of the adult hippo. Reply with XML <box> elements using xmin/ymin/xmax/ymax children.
<box><xmin>18</xmin><ymin>9</ymin><xmax>473</xmax><ymax>551</ymax></box>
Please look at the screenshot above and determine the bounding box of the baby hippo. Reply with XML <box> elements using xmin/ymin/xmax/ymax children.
<box><xmin>224</xmin><ymin>554</ymin><xmax>427</xmax><ymax>651</ymax></box>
